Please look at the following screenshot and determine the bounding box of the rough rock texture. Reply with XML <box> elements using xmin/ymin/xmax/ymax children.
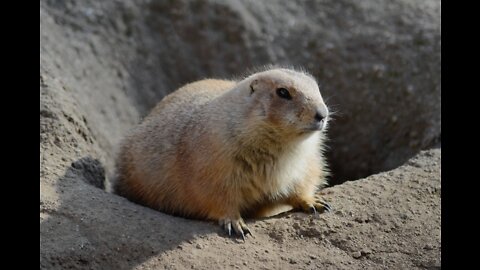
<box><xmin>40</xmin><ymin>0</ymin><xmax>440</xmax><ymax>184</ymax></box>
<box><xmin>40</xmin><ymin>0</ymin><xmax>441</xmax><ymax>269</ymax></box>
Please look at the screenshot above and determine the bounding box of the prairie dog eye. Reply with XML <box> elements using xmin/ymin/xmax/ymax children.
<box><xmin>276</xmin><ymin>88</ymin><xmax>292</xmax><ymax>100</ymax></box>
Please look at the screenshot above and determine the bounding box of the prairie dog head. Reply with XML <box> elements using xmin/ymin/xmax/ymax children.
<box><xmin>244</xmin><ymin>68</ymin><xmax>329</xmax><ymax>137</ymax></box>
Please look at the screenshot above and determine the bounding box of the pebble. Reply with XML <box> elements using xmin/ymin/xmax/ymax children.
<box><xmin>361</xmin><ymin>249</ymin><xmax>372</xmax><ymax>256</ymax></box>
<box><xmin>424</xmin><ymin>244</ymin><xmax>434</xmax><ymax>250</ymax></box>
<box><xmin>352</xmin><ymin>251</ymin><xmax>362</xmax><ymax>259</ymax></box>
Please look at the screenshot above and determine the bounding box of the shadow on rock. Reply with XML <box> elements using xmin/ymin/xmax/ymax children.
<box><xmin>40</xmin><ymin>156</ymin><xmax>215</xmax><ymax>269</ymax></box>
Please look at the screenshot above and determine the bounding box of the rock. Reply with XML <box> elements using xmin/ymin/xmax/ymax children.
<box><xmin>361</xmin><ymin>249</ymin><xmax>372</xmax><ymax>256</ymax></box>
<box><xmin>424</xmin><ymin>244</ymin><xmax>434</xmax><ymax>250</ymax></box>
<box><xmin>351</xmin><ymin>251</ymin><xmax>362</xmax><ymax>259</ymax></box>
<box><xmin>40</xmin><ymin>0</ymin><xmax>440</xmax><ymax>185</ymax></box>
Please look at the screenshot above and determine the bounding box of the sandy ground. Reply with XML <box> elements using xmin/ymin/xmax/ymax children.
<box><xmin>40</xmin><ymin>148</ymin><xmax>440</xmax><ymax>269</ymax></box>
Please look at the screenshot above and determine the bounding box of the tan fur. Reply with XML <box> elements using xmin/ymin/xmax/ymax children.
<box><xmin>114</xmin><ymin>68</ymin><xmax>331</xmax><ymax>227</ymax></box>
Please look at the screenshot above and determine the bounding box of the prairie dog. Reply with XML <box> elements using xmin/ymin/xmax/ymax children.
<box><xmin>114</xmin><ymin>68</ymin><xmax>331</xmax><ymax>239</ymax></box>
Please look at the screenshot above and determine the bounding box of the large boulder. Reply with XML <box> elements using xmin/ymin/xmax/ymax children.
<box><xmin>40</xmin><ymin>0</ymin><xmax>440</xmax><ymax>183</ymax></box>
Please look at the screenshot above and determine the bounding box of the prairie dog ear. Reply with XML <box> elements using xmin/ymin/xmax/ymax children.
<box><xmin>249</xmin><ymin>79</ymin><xmax>259</xmax><ymax>95</ymax></box>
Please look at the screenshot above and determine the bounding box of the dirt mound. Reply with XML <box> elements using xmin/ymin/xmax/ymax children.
<box><xmin>40</xmin><ymin>0</ymin><xmax>441</xmax><ymax>269</ymax></box>
<box><xmin>40</xmin><ymin>149</ymin><xmax>440</xmax><ymax>269</ymax></box>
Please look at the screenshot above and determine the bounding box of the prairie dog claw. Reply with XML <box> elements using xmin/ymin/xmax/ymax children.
<box><xmin>219</xmin><ymin>217</ymin><xmax>253</xmax><ymax>240</ymax></box>
<box><xmin>314</xmin><ymin>199</ymin><xmax>332</xmax><ymax>212</ymax></box>
<box><xmin>299</xmin><ymin>199</ymin><xmax>332</xmax><ymax>215</ymax></box>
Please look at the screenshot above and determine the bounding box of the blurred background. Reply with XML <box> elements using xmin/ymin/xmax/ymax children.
<box><xmin>40</xmin><ymin>0</ymin><xmax>440</xmax><ymax>186</ymax></box>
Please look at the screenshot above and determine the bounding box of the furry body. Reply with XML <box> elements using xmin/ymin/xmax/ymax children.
<box><xmin>115</xmin><ymin>68</ymin><xmax>331</xmax><ymax>238</ymax></box>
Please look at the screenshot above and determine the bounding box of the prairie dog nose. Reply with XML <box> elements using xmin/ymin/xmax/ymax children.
<box><xmin>314</xmin><ymin>109</ymin><xmax>327</xmax><ymax>122</ymax></box>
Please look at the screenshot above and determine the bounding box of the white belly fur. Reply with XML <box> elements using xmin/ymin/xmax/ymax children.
<box><xmin>268</xmin><ymin>132</ymin><xmax>320</xmax><ymax>199</ymax></box>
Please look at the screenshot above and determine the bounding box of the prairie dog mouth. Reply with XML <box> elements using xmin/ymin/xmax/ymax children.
<box><xmin>303</xmin><ymin>119</ymin><xmax>326</xmax><ymax>132</ymax></box>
